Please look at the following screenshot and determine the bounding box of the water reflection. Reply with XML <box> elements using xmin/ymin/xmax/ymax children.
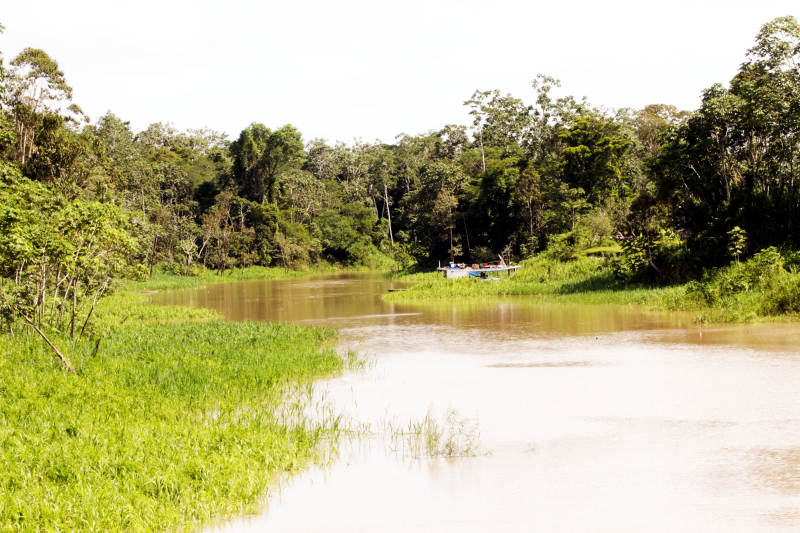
<box><xmin>153</xmin><ymin>274</ymin><xmax>800</xmax><ymax>532</ymax></box>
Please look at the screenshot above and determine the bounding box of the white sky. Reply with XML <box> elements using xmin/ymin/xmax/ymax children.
<box><xmin>2</xmin><ymin>0</ymin><xmax>798</xmax><ymax>144</ymax></box>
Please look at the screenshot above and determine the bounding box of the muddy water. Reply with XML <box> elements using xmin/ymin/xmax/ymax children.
<box><xmin>154</xmin><ymin>275</ymin><xmax>800</xmax><ymax>532</ymax></box>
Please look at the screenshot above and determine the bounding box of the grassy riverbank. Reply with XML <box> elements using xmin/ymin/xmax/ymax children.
<box><xmin>0</xmin><ymin>273</ymin><xmax>351</xmax><ymax>531</ymax></box>
<box><xmin>127</xmin><ymin>264</ymin><xmax>370</xmax><ymax>292</ymax></box>
<box><xmin>387</xmin><ymin>257</ymin><xmax>682</xmax><ymax>306</ymax></box>
<box><xmin>387</xmin><ymin>249</ymin><xmax>800</xmax><ymax>323</ymax></box>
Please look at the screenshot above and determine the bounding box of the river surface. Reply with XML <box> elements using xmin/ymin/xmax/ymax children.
<box><xmin>153</xmin><ymin>274</ymin><xmax>800</xmax><ymax>532</ymax></box>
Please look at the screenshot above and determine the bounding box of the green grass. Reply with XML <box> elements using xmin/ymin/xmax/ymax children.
<box><xmin>0</xmin><ymin>277</ymin><xmax>352</xmax><ymax>531</ymax></box>
<box><xmin>123</xmin><ymin>265</ymin><xmax>313</xmax><ymax>292</ymax></box>
<box><xmin>127</xmin><ymin>263</ymin><xmax>398</xmax><ymax>293</ymax></box>
<box><xmin>387</xmin><ymin>256</ymin><xmax>677</xmax><ymax>305</ymax></box>
<box><xmin>386</xmin><ymin>253</ymin><xmax>800</xmax><ymax>323</ymax></box>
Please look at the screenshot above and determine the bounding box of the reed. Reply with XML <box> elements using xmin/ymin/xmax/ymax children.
<box><xmin>385</xmin><ymin>408</ymin><xmax>482</xmax><ymax>459</ymax></box>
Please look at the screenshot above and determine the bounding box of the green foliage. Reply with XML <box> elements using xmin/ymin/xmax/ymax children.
<box><xmin>387</xmin><ymin>254</ymin><xmax>675</xmax><ymax>307</ymax></box>
<box><xmin>117</xmin><ymin>265</ymin><xmax>306</xmax><ymax>293</ymax></box>
<box><xmin>315</xmin><ymin>203</ymin><xmax>382</xmax><ymax>265</ymax></box>
<box><xmin>4</xmin><ymin>47</ymin><xmax>84</xmax><ymax>167</ymax></box>
<box><xmin>230</xmin><ymin>123</ymin><xmax>305</xmax><ymax>204</ymax></box>
<box><xmin>0</xmin><ymin>171</ymin><xmax>143</xmax><ymax>336</ymax></box>
<box><xmin>541</xmin><ymin>232</ymin><xmax>582</xmax><ymax>261</ymax></box>
<box><xmin>654</xmin><ymin>16</ymin><xmax>800</xmax><ymax>257</ymax></box>
<box><xmin>560</xmin><ymin>113</ymin><xmax>632</xmax><ymax>201</ymax></box>
<box><xmin>390</xmin><ymin>245</ymin><xmax>800</xmax><ymax>323</ymax></box>
<box><xmin>613</xmin><ymin>230</ymin><xmax>685</xmax><ymax>282</ymax></box>
<box><xmin>681</xmin><ymin>247</ymin><xmax>800</xmax><ymax>319</ymax></box>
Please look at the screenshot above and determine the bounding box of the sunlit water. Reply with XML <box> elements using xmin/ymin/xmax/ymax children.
<box><xmin>153</xmin><ymin>275</ymin><xmax>800</xmax><ymax>532</ymax></box>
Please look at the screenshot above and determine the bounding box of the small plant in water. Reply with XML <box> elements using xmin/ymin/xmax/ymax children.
<box><xmin>386</xmin><ymin>408</ymin><xmax>482</xmax><ymax>458</ymax></box>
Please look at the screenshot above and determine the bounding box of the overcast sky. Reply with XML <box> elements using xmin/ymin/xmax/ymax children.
<box><xmin>2</xmin><ymin>0</ymin><xmax>798</xmax><ymax>144</ymax></box>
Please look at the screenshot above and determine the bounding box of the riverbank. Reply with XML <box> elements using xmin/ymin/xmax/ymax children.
<box><xmin>127</xmin><ymin>264</ymin><xmax>381</xmax><ymax>292</ymax></box>
<box><xmin>0</xmin><ymin>271</ymin><xmax>352</xmax><ymax>531</ymax></box>
<box><xmin>386</xmin><ymin>249</ymin><xmax>800</xmax><ymax>323</ymax></box>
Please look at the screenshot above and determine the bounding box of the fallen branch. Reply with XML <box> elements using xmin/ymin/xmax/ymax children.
<box><xmin>22</xmin><ymin>314</ymin><xmax>75</xmax><ymax>373</ymax></box>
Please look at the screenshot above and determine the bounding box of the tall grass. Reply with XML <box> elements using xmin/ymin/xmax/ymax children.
<box><xmin>387</xmin><ymin>256</ymin><xmax>679</xmax><ymax>306</ymax></box>
<box><xmin>0</xmin><ymin>279</ymin><xmax>351</xmax><ymax>531</ymax></box>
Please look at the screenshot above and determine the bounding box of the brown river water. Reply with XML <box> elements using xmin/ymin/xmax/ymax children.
<box><xmin>153</xmin><ymin>274</ymin><xmax>800</xmax><ymax>532</ymax></box>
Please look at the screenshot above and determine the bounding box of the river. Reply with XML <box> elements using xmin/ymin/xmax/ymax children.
<box><xmin>153</xmin><ymin>274</ymin><xmax>800</xmax><ymax>532</ymax></box>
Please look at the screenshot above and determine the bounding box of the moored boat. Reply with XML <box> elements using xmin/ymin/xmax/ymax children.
<box><xmin>437</xmin><ymin>255</ymin><xmax>521</xmax><ymax>279</ymax></box>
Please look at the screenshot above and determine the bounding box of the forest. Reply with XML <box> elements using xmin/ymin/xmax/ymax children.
<box><xmin>2</xmin><ymin>16</ymin><xmax>800</xmax><ymax>335</ymax></box>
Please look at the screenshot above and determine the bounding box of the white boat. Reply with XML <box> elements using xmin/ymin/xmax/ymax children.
<box><xmin>437</xmin><ymin>255</ymin><xmax>521</xmax><ymax>279</ymax></box>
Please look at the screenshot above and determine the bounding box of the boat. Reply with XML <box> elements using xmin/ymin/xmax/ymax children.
<box><xmin>436</xmin><ymin>255</ymin><xmax>521</xmax><ymax>280</ymax></box>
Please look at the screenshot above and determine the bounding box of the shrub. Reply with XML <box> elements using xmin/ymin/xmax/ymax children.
<box><xmin>613</xmin><ymin>229</ymin><xmax>685</xmax><ymax>282</ymax></box>
<box><xmin>683</xmin><ymin>246</ymin><xmax>795</xmax><ymax>315</ymax></box>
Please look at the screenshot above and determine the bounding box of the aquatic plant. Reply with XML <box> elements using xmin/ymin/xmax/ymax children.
<box><xmin>386</xmin><ymin>408</ymin><xmax>482</xmax><ymax>458</ymax></box>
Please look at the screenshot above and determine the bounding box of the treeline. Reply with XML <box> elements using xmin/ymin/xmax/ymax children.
<box><xmin>1</xmin><ymin>17</ymin><xmax>799</xmax><ymax>334</ymax></box>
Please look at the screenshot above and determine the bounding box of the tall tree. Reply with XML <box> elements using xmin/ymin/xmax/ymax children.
<box><xmin>5</xmin><ymin>48</ymin><xmax>84</xmax><ymax>165</ymax></box>
<box><xmin>230</xmin><ymin>123</ymin><xmax>305</xmax><ymax>204</ymax></box>
<box><xmin>560</xmin><ymin>113</ymin><xmax>632</xmax><ymax>202</ymax></box>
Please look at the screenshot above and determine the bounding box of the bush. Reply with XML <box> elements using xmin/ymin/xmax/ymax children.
<box><xmin>764</xmin><ymin>273</ymin><xmax>800</xmax><ymax>314</ymax></box>
<box><xmin>683</xmin><ymin>246</ymin><xmax>797</xmax><ymax>316</ymax></box>
<box><xmin>613</xmin><ymin>229</ymin><xmax>685</xmax><ymax>282</ymax></box>
<box><xmin>542</xmin><ymin>232</ymin><xmax>580</xmax><ymax>261</ymax></box>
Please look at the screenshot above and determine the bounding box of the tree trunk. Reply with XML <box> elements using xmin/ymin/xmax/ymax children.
<box><xmin>528</xmin><ymin>201</ymin><xmax>535</xmax><ymax>236</ymax></box>
<box><xmin>384</xmin><ymin>182</ymin><xmax>394</xmax><ymax>247</ymax></box>
<box><xmin>50</xmin><ymin>268</ymin><xmax>63</xmax><ymax>321</ymax></box>
<box><xmin>59</xmin><ymin>276</ymin><xmax>72</xmax><ymax>324</ymax></box>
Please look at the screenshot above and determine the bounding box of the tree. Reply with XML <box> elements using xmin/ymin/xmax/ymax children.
<box><xmin>276</xmin><ymin>168</ymin><xmax>324</xmax><ymax>223</ymax></box>
<box><xmin>230</xmin><ymin>123</ymin><xmax>305</xmax><ymax>204</ymax></box>
<box><xmin>728</xmin><ymin>226</ymin><xmax>747</xmax><ymax>264</ymax></box>
<box><xmin>560</xmin><ymin>113</ymin><xmax>632</xmax><ymax>203</ymax></box>
<box><xmin>630</xmin><ymin>104</ymin><xmax>691</xmax><ymax>160</ymax></box>
<box><xmin>411</xmin><ymin>161</ymin><xmax>470</xmax><ymax>262</ymax></box>
<box><xmin>5</xmin><ymin>48</ymin><xmax>85</xmax><ymax>165</ymax></box>
<box><xmin>365</xmin><ymin>145</ymin><xmax>397</xmax><ymax>246</ymax></box>
<box><xmin>0</xmin><ymin>169</ymin><xmax>143</xmax><ymax>367</ymax></box>
<box><xmin>529</xmin><ymin>74</ymin><xmax>586</xmax><ymax>160</ymax></box>
<box><xmin>654</xmin><ymin>16</ymin><xmax>800</xmax><ymax>257</ymax></box>
<box><xmin>465</xmin><ymin>89</ymin><xmax>532</xmax><ymax>170</ymax></box>
<box><xmin>513</xmin><ymin>165</ymin><xmax>544</xmax><ymax>247</ymax></box>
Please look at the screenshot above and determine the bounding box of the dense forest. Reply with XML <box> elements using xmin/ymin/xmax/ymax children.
<box><xmin>1</xmin><ymin>16</ymin><xmax>799</xmax><ymax>334</ymax></box>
